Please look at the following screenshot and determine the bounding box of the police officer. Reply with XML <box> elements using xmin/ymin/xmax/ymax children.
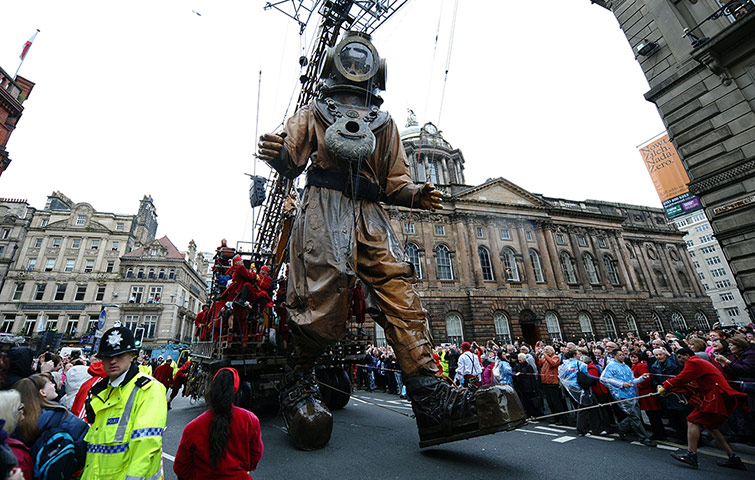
<box><xmin>81</xmin><ymin>326</ymin><xmax>167</xmax><ymax>480</ymax></box>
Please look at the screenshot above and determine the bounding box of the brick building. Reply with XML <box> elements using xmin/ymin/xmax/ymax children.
<box><xmin>0</xmin><ymin>67</ymin><xmax>34</xmax><ymax>177</ymax></box>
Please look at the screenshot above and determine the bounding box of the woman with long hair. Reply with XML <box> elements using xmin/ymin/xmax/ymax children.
<box><xmin>0</xmin><ymin>390</ymin><xmax>32</xmax><ymax>480</ymax></box>
<box><xmin>174</xmin><ymin>368</ymin><xmax>263</xmax><ymax>480</ymax></box>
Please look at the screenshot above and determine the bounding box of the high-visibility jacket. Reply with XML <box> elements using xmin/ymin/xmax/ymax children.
<box><xmin>438</xmin><ymin>350</ymin><xmax>449</xmax><ymax>376</ymax></box>
<box><xmin>82</xmin><ymin>364</ymin><xmax>167</xmax><ymax>480</ymax></box>
<box><xmin>138</xmin><ymin>364</ymin><xmax>152</xmax><ymax>375</ymax></box>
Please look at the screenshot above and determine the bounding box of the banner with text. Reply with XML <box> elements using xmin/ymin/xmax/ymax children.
<box><xmin>639</xmin><ymin>134</ymin><xmax>702</xmax><ymax>219</ymax></box>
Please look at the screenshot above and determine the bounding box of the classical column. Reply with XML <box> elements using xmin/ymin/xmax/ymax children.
<box><xmin>636</xmin><ymin>243</ymin><xmax>660</xmax><ymax>296</ymax></box>
<box><xmin>441</xmin><ymin>157</ymin><xmax>449</xmax><ymax>185</ymax></box>
<box><xmin>517</xmin><ymin>222</ymin><xmax>536</xmax><ymax>288</ymax></box>
<box><xmin>609</xmin><ymin>233</ymin><xmax>636</xmax><ymax>291</ymax></box>
<box><xmin>534</xmin><ymin>222</ymin><xmax>557</xmax><ymax>289</ymax></box>
<box><xmin>487</xmin><ymin>221</ymin><xmax>506</xmax><ymax>289</ymax></box>
<box><xmin>543</xmin><ymin>224</ymin><xmax>566</xmax><ymax>290</ymax></box>
<box><xmin>658</xmin><ymin>243</ymin><xmax>682</xmax><ymax>296</ymax></box>
<box><xmin>589</xmin><ymin>231</ymin><xmax>611</xmax><ymax>290</ymax></box>
<box><xmin>568</xmin><ymin>230</ymin><xmax>591</xmax><ymax>290</ymax></box>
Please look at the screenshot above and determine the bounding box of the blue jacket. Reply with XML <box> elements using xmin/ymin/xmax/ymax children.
<box><xmin>38</xmin><ymin>408</ymin><xmax>89</xmax><ymax>468</ymax></box>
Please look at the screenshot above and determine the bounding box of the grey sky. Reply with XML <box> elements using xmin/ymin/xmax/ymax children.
<box><xmin>0</xmin><ymin>1</ymin><xmax>666</xmax><ymax>254</ymax></box>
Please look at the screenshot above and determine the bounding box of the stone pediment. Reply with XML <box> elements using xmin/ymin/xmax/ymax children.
<box><xmin>453</xmin><ymin>178</ymin><xmax>548</xmax><ymax>208</ymax></box>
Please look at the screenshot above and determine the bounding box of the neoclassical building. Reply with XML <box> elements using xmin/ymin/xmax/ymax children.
<box><xmin>380</xmin><ymin>122</ymin><xmax>716</xmax><ymax>345</ymax></box>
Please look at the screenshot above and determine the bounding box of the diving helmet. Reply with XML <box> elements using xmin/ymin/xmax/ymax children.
<box><xmin>319</xmin><ymin>31</ymin><xmax>387</xmax><ymax>104</ymax></box>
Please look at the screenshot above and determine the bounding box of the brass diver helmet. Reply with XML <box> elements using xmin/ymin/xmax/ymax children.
<box><xmin>319</xmin><ymin>31</ymin><xmax>387</xmax><ymax>104</ymax></box>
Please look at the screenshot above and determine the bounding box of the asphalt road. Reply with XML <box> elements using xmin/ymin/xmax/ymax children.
<box><xmin>161</xmin><ymin>390</ymin><xmax>753</xmax><ymax>479</ymax></box>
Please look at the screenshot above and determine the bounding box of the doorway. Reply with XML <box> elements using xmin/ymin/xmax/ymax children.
<box><xmin>521</xmin><ymin>323</ymin><xmax>541</xmax><ymax>347</ymax></box>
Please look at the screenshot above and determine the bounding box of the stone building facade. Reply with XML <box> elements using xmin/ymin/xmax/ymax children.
<box><xmin>0</xmin><ymin>199</ymin><xmax>35</xmax><ymax>296</ymax></box>
<box><xmin>595</xmin><ymin>0</ymin><xmax>755</xmax><ymax>322</ymax></box>
<box><xmin>0</xmin><ymin>68</ymin><xmax>34</xmax><ymax>177</ymax></box>
<box><xmin>381</xmin><ymin>123</ymin><xmax>716</xmax><ymax>346</ymax></box>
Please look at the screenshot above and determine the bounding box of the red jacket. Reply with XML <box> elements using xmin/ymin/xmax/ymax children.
<box><xmin>587</xmin><ymin>362</ymin><xmax>609</xmax><ymax>395</ymax></box>
<box><xmin>632</xmin><ymin>361</ymin><xmax>661</xmax><ymax>411</ymax></box>
<box><xmin>536</xmin><ymin>354</ymin><xmax>561</xmax><ymax>385</ymax></box>
<box><xmin>174</xmin><ymin>406</ymin><xmax>263</xmax><ymax>480</ymax></box>
<box><xmin>154</xmin><ymin>363</ymin><xmax>174</xmax><ymax>389</ymax></box>
<box><xmin>663</xmin><ymin>355</ymin><xmax>747</xmax><ymax>416</ymax></box>
<box><xmin>8</xmin><ymin>437</ymin><xmax>32</xmax><ymax>480</ymax></box>
<box><xmin>72</xmin><ymin>361</ymin><xmax>107</xmax><ymax>421</ymax></box>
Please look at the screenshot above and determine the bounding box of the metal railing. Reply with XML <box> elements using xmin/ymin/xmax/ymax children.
<box><xmin>682</xmin><ymin>0</ymin><xmax>754</xmax><ymax>47</ymax></box>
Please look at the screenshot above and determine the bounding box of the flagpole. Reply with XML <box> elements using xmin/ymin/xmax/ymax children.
<box><xmin>14</xmin><ymin>29</ymin><xmax>40</xmax><ymax>80</ymax></box>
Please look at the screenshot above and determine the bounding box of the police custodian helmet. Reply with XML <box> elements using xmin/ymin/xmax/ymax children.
<box><xmin>97</xmin><ymin>326</ymin><xmax>139</xmax><ymax>358</ymax></box>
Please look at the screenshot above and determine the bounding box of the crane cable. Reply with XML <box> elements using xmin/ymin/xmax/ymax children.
<box><xmin>437</xmin><ymin>0</ymin><xmax>459</xmax><ymax>126</ymax></box>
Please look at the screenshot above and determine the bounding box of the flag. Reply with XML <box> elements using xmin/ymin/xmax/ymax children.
<box><xmin>20</xmin><ymin>30</ymin><xmax>40</xmax><ymax>61</ymax></box>
<box><xmin>36</xmin><ymin>313</ymin><xmax>46</xmax><ymax>333</ymax></box>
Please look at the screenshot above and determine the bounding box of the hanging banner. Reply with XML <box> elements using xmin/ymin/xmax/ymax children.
<box><xmin>639</xmin><ymin>134</ymin><xmax>702</xmax><ymax>219</ymax></box>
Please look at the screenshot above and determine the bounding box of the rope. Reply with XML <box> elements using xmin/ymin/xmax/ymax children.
<box><xmin>528</xmin><ymin>392</ymin><xmax>663</xmax><ymax>423</ymax></box>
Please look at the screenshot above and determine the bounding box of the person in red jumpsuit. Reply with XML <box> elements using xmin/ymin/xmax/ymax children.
<box><xmin>211</xmin><ymin>256</ymin><xmax>258</xmax><ymax>337</ymax></box>
<box><xmin>168</xmin><ymin>361</ymin><xmax>191</xmax><ymax>410</ymax></box>
<box><xmin>194</xmin><ymin>305</ymin><xmax>210</xmax><ymax>341</ymax></box>
<box><xmin>658</xmin><ymin>347</ymin><xmax>748</xmax><ymax>470</ymax></box>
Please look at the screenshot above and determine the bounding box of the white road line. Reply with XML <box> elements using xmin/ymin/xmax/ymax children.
<box><xmin>656</xmin><ymin>444</ymin><xmax>679</xmax><ymax>451</ymax></box>
<box><xmin>584</xmin><ymin>434</ymin><xmax>614</xmax><ymax>442</ymax></box>
<box><xmin>162</xmin><ymin>453</ymin><xmax>175</xmax><ymax>462</ymax></box>
<box><xmin>518</xmin><ymin>428</ymin><xmax>558</xmax><ymax>437</ymax></box>
<box><xmin>535</xmin><ymin>426</ymin><xmax>567</xmax><ymax>434</ymax></box>
<box><xmin>552</xmin><ymin>436</ymin><xmax>576</xmax><ymax>443</ymax></box>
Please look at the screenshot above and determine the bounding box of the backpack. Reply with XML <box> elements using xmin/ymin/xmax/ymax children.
<box><xmin>31</xmin><ymin>410</ymin><xmax>79</xmax><ymax>480</ymax></box>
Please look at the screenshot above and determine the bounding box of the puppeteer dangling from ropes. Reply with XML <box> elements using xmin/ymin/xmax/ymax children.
<box><xmin>258</xmin><ymin>31</ymin><xmax>527</xmax><ymax>450</ymax></box>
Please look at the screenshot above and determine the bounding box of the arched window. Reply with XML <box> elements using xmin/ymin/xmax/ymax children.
<box><xmin>478</xmin><ymin>246</ymin><xmax>494</xmax><ymax>281</ymax></box>
<box><xmin>137</xmin><ymin>268</ymin><xmax>144</xmax><ymax>279</ymax></box>
<box><xmin>502</xmin><ymin>247</ymin><xmax>519</xmax><ymax>281</ymax></box>
<box><xmin>653</xmin><ymin>269</ymin><xmax>668</xmax><ymax>288</ymax></box>
<box><xmin>603</xmin><ymin>255</ymin><xmax>621</xmax><ymax>285</ymax></box>
<box><xmin>578</xmin><ymin>311</ymin><xmax>593</xmax><ymax>335</ymax></box>
<box><xmin>583</xmin><ymin>253</ymin><xmax>600</xmax><ymax>284</ymax></box>
<box><xmin>678</xmin><ymin>271</ymin><xmax>691</xmax><ymax>290</ymax></box>
<box><xmin>126</xmin><ymin>267</ymin><xmax>134</xmax><ymax>279</ymax></box>
<box><xmin>436</xmin><ymin>245</ymin><xmax>454</xmax><ymax>280</ymax></box>
<box><xmin>406</xmin><ymin>243</ymin><xmax>423</xmax><ymax>279</ymax></box>
<box><xmin>148</xmin><ymin>268</ymin><xmax>155</xmax><ymax>279</ymax></box>
<box><xmin>626</xmin><ymin>243</ymin><xmax>636</xmax><ymax>259</ymax></box>
<box><xmin>529</xmin><ymin>249</ymin><xmax>545</xmax><ymax>283</ymax></box>
<box><xmin>670</xmin><ymin>311</ymin><xmax>687</xmax><ymax>331</ymax></box>
<box><xmin>375</xmin><ymin>323</ymin><xmax>387</xmax><ymax>347</ymax></box>
<box><xmin>652</xmin><ymin>312</ymin><xmax>664</xmax><ymax>333</ymax></box>
<box><xmin>603</xmin><ymin>311</ymin><xmax>618</xmax><ymax>339</ymax></box>
<box><xmin>560</xmin><ymin>252</ymin><xmax>578</xmax><ymax>284</ymax></box>
<box><xmin>445</xmin><ymin>312</ymin><xmax>463</xmax><ymax>344</ymax></box>
<box><xmin>493</xmin><ymin>311</ymin><xmax>511</xmax><ymax>343</ymax></box>
<box><xmin>158</xmin><ymin>268</ymin><xmax>165</xmax><ymax>279</ymax></box>
<box><xmin>168</xmin><ymin>269</ymin><xmax>176</xmax><ymax>280</ymax></box>
<box><xmin>695</xmin><ymin>311</ymin><xmax>710</xmax><ymax>329</ymax></box>
<box><xmin>545</xmin><ymin>311</ymin><xmax>562</xmax><ymax>341</ymax></box>
<box><xmin>625</xmin><ymin>312</ymin><xmax>638</xmax><ymax>334</ymax></box>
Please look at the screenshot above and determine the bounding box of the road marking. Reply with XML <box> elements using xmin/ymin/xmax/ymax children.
<box><xmin>656</xmin><ymin>444</ymin><xmax>678</xmax><ymax>451</ymax></box>
<box><xmin>518</xmin><ymin>429</ymin><xmax>558</xmax><ymax>437</ymax></box>
<box><xmin>584</xmin><ymin>434</ymin><xmax>614</xmax><ymax>442</ymax></box>
<box><xmin>162</xmin><ymin>453</ymin><xmax>175</xmax><ymax>462</ymax></box>
<box><xmin>535</xmin><ymin>426</ymin><xmax>567</xmax><ymax>434</ymax></box>
<box><xmin>274</xmin><ymin>425</ymin><xmax>288</xmax><ymax>434</ymax></box>
<box><xmin>552</xmin><ymin>436</ymin><xmax>576</xmax><ymax>443</ymax></box>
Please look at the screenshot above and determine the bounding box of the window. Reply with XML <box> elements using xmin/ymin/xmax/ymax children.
<box><xmin>1</xmin><ymin>315</ymin><xmax>15</xmax><ymax>334</ymax></box>
<box><xmin>406</xmin><ymin>243</ymin><xmax>423</xmax><ymax>279</ymax></box>
<box><xmin>34</xmin><ymin>238</ymin><xmax>43</xmax><ymax>248</ymax></box>
<box><xmin>577</xmin><ymin>235</ymin><xmax>588</xmax><ymax>247</ymax></box>
<box><xmin>693</xmin><ymin>261</ymin><xmax>700</xmax><ymax>268</ymax></box>
<box><xmin>725</xmin><ymin>307</ymin><xmax>740</xmax><ymax>318</ymax></box>
<box><xmin>1</xmin><ymin>229</ymin><xmax>9</xmax><ymax>240</ymax></box>
<box><xmin>96</xmin><ymin>285</ymin><xmax>106</xmax><ymax>301</ymax></box>
<box><xmin>13</xmin><ymin>283</ymin><xmax>24</xmax><ymax>301</ymax></box>
<box><xmin>578</xmin><ymin>312</ymin><xmax>593</xmax><ymax>335</ymax></box>
<box><xmin>111</xmin><ymin>241</ymin><xmax>120</xmax><ymax>251</ymax></box>
<box><xmin>148</xmin><ymin>268</ymin><xmax>156</xmax><ymax>279</ymax></box>
<box><xmin>678</xmin><ymin>271</ymin><xmax>691</xmax><ymax>289</ymax></box>
<box><xmin>40</xmin><ymin>218</ymin><xmax>48</xmax><ymax>227</ymax></box>
<box><xmin>560</xmin><ymin>252</ymin><xmax>578</xmax><ymax>283</ymax></box>
<box><xmin>64</xmin><ymin>259</ymin><xmax>75</xmax><ymax>273</ymax></box>
<box><xmin>168</xmin><ymin>269</ymin><xmax>176</xmax><ymax>280</ymax></box>
<box><xmin>500</xmin><ymin>228</ymin><xmax>511</xmax><ymax>240</ymax></box>
<box><xmin>698</xmin><ymin>272</ymin><xmax>706</xmax><ymax>280</ymax></box>
<box><xmin>71</xmin><ymin>238</ymin><xmax>81</xmax><ymax>249</ymax></box>
<box><xmin>51</xmin><ymin>238</ymin><xmax>62</xmax><ymax>248</ymax></box>
<box><xmin>126</xmin><ymin>267</ymin><xmax>134</xmax><ymax>278</ymax></box>
<box><xmin>716</xmin><ymin>279</ymin><xmax>732</xmax><ymax>288</ymax></box>
<box><xmin>45</xmin><ymin>259</ymin><xmax>55</xmax><ymax>271</ymax></box>
<box><xmin>701</xmin><ymin>246</ymin><xmax>717</xmax><ymax>254</ymax></box>
<box><xmin>598</xmin><ymin>237</ymin><xmax>607</xmax><ymax>248</ymax></box>
<box><xmin>54</xmin><ymin>284</ymin><xmax>67</xmax><ymax>301</ymax></box>
<box><xmin>22</xmin><ymin>316</ymin><xmax>36</xmax><ymax>336</ymax></box>
<box><xmin>493</xmin><ymin>312</ymin><xmax>511</xmax><ymax>343</ymax></box>
<box><xmin>74</xmin><ymin>285</ymin><xmax>87</xmax><ymax>301</ymax></box>
<box><xmin>403</xmin><ymin>222</ymin><xmax>415</xmax><ymax>234</ymax></box>
<box><xmin>106</xmin><ymin>261</ymin><xmax>114</xmax><ymax>273</ymax></box>
<box><xmin>84</xmin><ymin>260</ymin><xmax>94</xmax><ymax>273</ymax></box>
<box><xmin>676</xmin><ymin>219</ymin><xmax>687</xmax><ymax>228</ymax></box>
<box><xmin>652</xmin><ymin>312</ymin><xmax>664</xmax><ymax>333</ymax></box>
<box><xmin>603</xmin><ymin>255</ymin><xmax>621</xmax><ymax>286</ymax></box>
<box><xmin>525</xmin><ymin>231</ymin><xmax>534</xmax><ymax>242</ymax></box>
<box><xmin>689</xmin><ymin>251</ymin><xmax>696</xmax><ymax>257</ymax></box>
<box><xmin>529</xmin><ymin>249</ymin><xmax>545</xmax><ymax>283</ymax></box>
<box><xmin>700</xmin><ymin>234</ymin><xmax>714</xmax><ymax>243</ymax></box>
<box><xmin>476</xmin><ymin>227</ymin><xmax>484</xmax><ymax>238</ymax></box>
<box><xmin>655</xmin><ymin>269</ymin><xmax>669</xmax><ymax>288</ymax></box>
<box><xmin>76</xmin><ymin>215</ymin><xmax>86</xmax><ymax>225</ymax></box>
<box><xmin>690</xmin><ymin>213</ymin><xmax>706</xmax><ymax>222</ymax></box>
<box><xmin>65</xmin><ymin>316</ymin><xmax>79</xmax><ymax>336</ymax></box>
<box><xmin>158</xmin><ymin>268</ymin><xmax>165</xmax><ymax>280</ymax></box>
<box><xmin>116</xmin><ymin>222</ymin><xmax>125</xmax><ymax>231</ymax></box>
<box><xmin>90</xmin><ymin>239</ymin><xmax>100</xmax><ymax>250</ymax></box>
<box><xmin>144</xmin><ymin>315</ymin><xmax>158</xmax><ymax>338</ymax></box>
<box><xmin>502</xmin><ymin>247</ymin><xmax>520</xmax><ymax>282</ymax></box>
<box><xmin>434</xmin><ymin>225</ymin><xmax>445</xmax><ymax>236</ymax></box>
<box><xmin>130</xmin><ymin>286</ymin><xmax>144</xmax><ymax>303</ymax></box>
<box><xmin>545</xmin><ymin>312</ymin><xmax>562</xmax><ymax>341</ymax></box>
<box><xmin>27</xmin><ymin>258</ymin><xmax>36</xmax><ymax>270</ymax></box>
<box><xmin>711</xmin><ymin>268</ymin><xmax>726</xmax><ymax>278</ymax></box>
<box><xmin>0</xmin><ymin>246</ymin><xmax>4</xmax><ymax>256</ymax></box>
<box><xmin>695</xmin><ymin>311</ymin><xmax>710</xmax><ymax>329</ymax></box>
<box><xmin>87</xmin><ymin>315</ymin><xmax>99</xmax><ymax>334</ymax></box>
<box><xmin>445</xmin><ymin>313</ymin><xmax>463</xmax><ymax>344</ymax></box>
<box><xmin>124</xmin><ymin>315</ymin><xmax>139</xmax><ymax>332</ymax></box>
<box><xmin>720</xmin><ymin>292</ymin><xmax>735</xmax><ymax>302</ymax></box>
<box><xmin>148</xmin><ymin>286</ymin><xmax>162</xmax><ymax>303</ymax></box>
<box><xmin>625</xmin><ymin>312</ymin><xmax>638</xmax><ymax>334</ymax></box>
<box><xmin>34</xmin><ymin>284</ymin><xmax>46</xmax><ymax>301</ymax></box>
<box><xmin>583</xmin><ymin>253</ymin><xmax>600</xmax><ymax>284</ymax></box>
<box><xmin>427</xmin><ymin>161</ymin><xmax>439</xmax><ymax>184</ymax></box>
<box><xmin>45</xmin><ymin>314</ymin><xmax>59</xmax><ymax>331</ymax></box>
<box><xmin>670</xmin><ymin>311</ymin><xmax>687</xmax><ymax>330</ymax></box>
<box><xmin>555</xmin><ymin>233</ymin><xmax>566</xmax><ymax>245</ymax></box>
<box><xmin>703</xmin><ymin>283</ymin><xmax>709</xmax><ymax>291</ymax></box>
<box><xmin>705</xmin><ymin>256</ymin><xmax>722</xmax><ymax>266</ymax></box>
<box><xmin>603</xmin><ymin>312</ymin><xmax>618</xmax><ymax>339</ymax></box>
<box><xmin>686</xmin><ymin>240</ymin><xmax>694</xmax><ymax>247</ymax></box>
<box><xmin>694</xmin><ymin>224</ymin><xmax>710</xmax><ymax>232</ymax></box>
<box><xmin>478</xmin><ymin>246</ymin><xmax>494</xmax><ymax>281</ymax></box>
<box><xmin>436</xmin><ymin>245</ymin><xmax>454</xmax><ymax>280</ymax></box>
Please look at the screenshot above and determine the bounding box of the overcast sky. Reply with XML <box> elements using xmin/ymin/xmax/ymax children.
<box><xmin>0</xmin><ymin>0</ymin><xmax>666</xmax><ymax>254</ymax></box>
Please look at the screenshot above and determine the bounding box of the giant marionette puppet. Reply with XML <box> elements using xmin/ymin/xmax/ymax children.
<box><xmin>258</xmin><ymin>31</ymin><xmax>526</xmax><ymax>450</ymax></box>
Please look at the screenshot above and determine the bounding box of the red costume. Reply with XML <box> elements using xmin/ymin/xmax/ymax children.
<box><xmin>170</xmin><ymin>362</ymin><xmax>191</xmax><ymax>402</ymax></box>
<box><xmin>632</xmin><ymin>361</ymin><xmax>661</xmax><ymax>411</ymax></box>
<box><xmin>662</xmin><ymin>355</ymin><xmax>748</xmax><ymax>430</ymax></box>
<box><xmin>348</xmin><ymin>283</ymin><xmax>366</xmax><ymax>325</ymax></box>
<box><xmin>72</xmin><ymin>361</ymin><xmax>108</xmax><ymax>421</ymax></box>
<box><xmin>154</xmin><ymin>362</ymin><xmax>174</xmax><ymax>389</ymax></box>
<box><xmin>173</xmin><ymin>405</ymin><xmax>264</xmax><ymax>480</ymax></box>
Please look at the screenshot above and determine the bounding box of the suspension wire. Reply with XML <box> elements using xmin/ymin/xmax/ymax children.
<box><xmin>250</xmin><ymin>69</ymin><xmax>263</xmax><ymax>249</ymax></box>
<box><xmin>422</xmin><ymin>0</ymin><xmax>446</xmax><ymax>120</ymax></box>
<box><xmin>437</xmin><ymin>0</ymin><xmax>459</xmax><ymax>126</ymax></box>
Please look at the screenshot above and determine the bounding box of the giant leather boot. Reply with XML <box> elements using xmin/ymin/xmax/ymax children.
<box><xmin>405</xmin><ymin>375</ymin><xmax>527</xmax><ymax>448</ymax></box>
<box><xmin>279</xmin><ymin>368</ymin><xmax>333</xmax><ymax>450</ymax></box>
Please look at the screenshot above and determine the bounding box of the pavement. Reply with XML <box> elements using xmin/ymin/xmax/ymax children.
<box><xmin>161</xmin><ymin>390</ymin><xmax>754</xmax><ymax>479</ymax></box>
